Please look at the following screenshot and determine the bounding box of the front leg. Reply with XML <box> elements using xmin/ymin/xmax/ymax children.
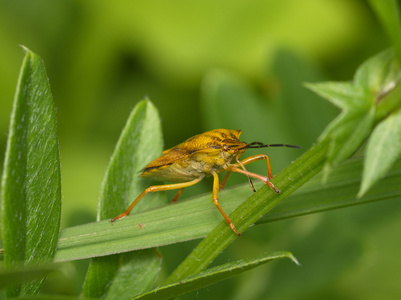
<box><xmin>236</xmin><ymin>154</ymin><xmax>274</xmax><ymax>180</ymax></box>
<box><xmin>226</xmin><ymin>162</ymin><xmax>280</xmax><ymax>194</ymax></box>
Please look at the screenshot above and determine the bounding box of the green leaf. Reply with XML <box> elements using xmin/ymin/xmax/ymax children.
<box><xmin>82</xmin><ymin>100</ymin><xmax>164</xmax><ymax>299</ymax></box>
<box><xmin>1</xmin><ymin>47</ymin><xmax>61</xmax><ymax>297</ymax></box>
<box><xmin>354</xmin><ymin>48</ymin><xmax>401</xmax><ymax>91</ymax></box>
<box><xmin>14</xmin><ymin>296</ymin><xmax>98</xmax><ymax>300</ymax></box>
<box><xmin>54</xmin><ymin>153</ymin><xmax>401</xmax><ymax>263</ymax></box>
<box><xmin>165</xmin><ymin>140</ymin><xmax>329</xmax><ymax>284</ymax></box>
<box><xmin>104</xmin><ymin>250</ymin><xmax>162</xmax><ymax>300</ymax></box>
<box><xmin>134</xmin><ymin>251</ymin><xmax>298</xmax><ymax>300</ymax></box>
<box><xmin>305</xmin><ymin>82</ymin><xmax>374</xmax><ymax>169</ymax></box>
<box><xmin>359</xmin><ymin>108</ymin><xmax>401</xmax><ymax>197</ymax></box>
<box><xmin>368</xmin><ymin>0</ymin><xmax>401</xmax><ymax>63</ymax></box>
<box><xmin>0</xmin><ymin>265</ymin><xmax>58</xmax><ymax>290</ymax></box>
<box><xmin>306</xmin><ymin>49</ymin><xmax>401</xmax><ymax>179</ymax></box>
<box><xmin>97</xmin><ymin>99</ymin><xmax>165</xmax><ymax>220</ymax></box>
<box><xmin>258</xmin><ymin>156</ymin><xmax>401</xmax><ymax>223</ymax></box>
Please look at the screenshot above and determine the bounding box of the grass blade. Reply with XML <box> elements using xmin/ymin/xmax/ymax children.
<box><xmin>1</xmin><ymin>47</ymin><xmax>61</xmax><ymax>297</ymax></box>
<box><xmin>54</xmin><ymin>153</ymin><xmax>401</xmax><ymax>263</ymax></box>
<box><xmin>258</xmin><ymin>156</ymin><xmax>401</xmax><ymax>223</ymax></box>
<box><xmin>133</xmin><ymin>251</ymin><xmax>298</xmax><ymax>300</ymax></box>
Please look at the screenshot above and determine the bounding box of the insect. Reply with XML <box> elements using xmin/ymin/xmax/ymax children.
<box><xmin>111</xmin><ymin>129</ymin><xmax>301</xmax><ymax>236</ymax></box>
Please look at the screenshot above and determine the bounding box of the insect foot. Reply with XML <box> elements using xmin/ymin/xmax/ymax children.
<box><xmin>110</xmin><ymin>213</ymin><xmax>127</xmax><ymax>223</ymax></box>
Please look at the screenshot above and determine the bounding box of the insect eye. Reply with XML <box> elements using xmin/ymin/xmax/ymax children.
<box><xmin>223</xmin><ymin>144</ymin><xmax>228</xmax><ymax>151</ymax></box>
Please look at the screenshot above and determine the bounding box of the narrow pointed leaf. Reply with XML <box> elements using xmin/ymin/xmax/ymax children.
<box><xmin>97</xmin><ymin>99</ymin><xmax>165</xmax><ymax>220</ymax></box>
<box><xmin>134</xmin><ymin>251</ymin><xmax>298</xmax><ymax>300</ymax></box>
<box><xmin>1</xmin><ymin>47</ymin><xmax>61</xmax><ymax>297</ymax></box>
<box><xmin>258</xmin><ymin>156</ymin><xmax>401</xmax><ymax>223</ymax></box>
<box><xmin>54</xmin><ymin>154</ymin><xmax>401</xmax><ymax>262</ymax></box>
<box><xmin>359</xmin><ymin>108</ymin><xmax>401</xmax><ymax>196</ymax></box>
<box><xmin>82</xmin><ymin>100</ymin><xmax>164</xmax><ymax>299</ymax></box>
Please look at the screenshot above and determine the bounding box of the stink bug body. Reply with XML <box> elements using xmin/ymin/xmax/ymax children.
<box><xmin>111</xmin><ymin>129</ymin><xmax>301</xmax><ymax>235</ymax></box>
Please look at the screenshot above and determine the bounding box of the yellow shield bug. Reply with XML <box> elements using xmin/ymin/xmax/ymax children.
<box><xmin>111</xmin><ymin>129</ymin><xmax>301</xmax><ymax>235</ymax></box>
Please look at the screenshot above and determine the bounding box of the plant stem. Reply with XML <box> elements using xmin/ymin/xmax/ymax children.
<box><xmin>166</xmin><ymin>139</ymin><xmax>330</xmax><ymax>284</ymax></box>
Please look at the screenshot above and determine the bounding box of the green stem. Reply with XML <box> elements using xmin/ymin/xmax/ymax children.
<box><xmin>165</xmin><ymin>139</ymin><xmax>330</xmax><ymax>284</ymax></box>
<box><xmin>368</xmin><ymin>0</ymin><xmax>401</xmax><ymax>63</ymax></box>
<box><xmin>375</xmin><ymin>82</ymin><xmax>401</xmax><ymax>123</ymax></box>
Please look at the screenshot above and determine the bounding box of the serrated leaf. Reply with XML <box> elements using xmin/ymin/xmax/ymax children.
<box><xmin>1</xmin><ymin>47</ymin><xmax>61</xmax><ymax>297</ymax></box>
<box><xmin>306</xmin><ymin>49</ymin><xmax>401</xmax><ymax>176</ymax></box>
<box><xmin>306</xmin><ymin>82</ymin><xmax>370</xmax><ymax>113</ymax></box>
<box><xmin>359</xmin><ymin>108</ymin><xmax>401</xmax><ymax>197</ymax></box>
<box><xmin>82</xmin><ymin>100</ymin><xmax>164</xmax><ymax>299</ymax></box>
<box><xmin>305</xmin><ymin>82</ymin><xmax>374</xmax><ymax>175</ymax></box>
<box><xmin>134</xmin><ymin>251</ymin><xmax>298</xmax><ymax>300</ymax></box>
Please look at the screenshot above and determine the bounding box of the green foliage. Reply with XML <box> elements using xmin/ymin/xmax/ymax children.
<box><xmin>0</xmin><ymin>265</ymin><xmax>58</xmax><ymax>290</ymax></box>
<box><xmin>82</xmin><ymin>100</ymin><xmax>164</xmax><ymax>299</ymax></box>
<box><xmin>134</xmin><ymin>252</ymin><xmax>298</xmax><ymax>300</ymax></box>
<box><xmin>369</xmin><ymin>0</ymin><xmax>401</xmax><ymax>62</ymax></box>
<box><xmin>52</xmin><ymin>153</ymin><xmax>401</xmax><ymax>262</ymax></box>
<box><xmin>307</xmin><ymin>49</ymin><xmax>401</xmax><ymax>193</ymax></box>
<box><xmin>1</xmin><ymin>1</ymin><xmax>401</xmax><ymax>299</ymax></box>
<box><xmin>359</xmin><ymin>107</ymin><xmax>401</xmax><ymax>196</ymax></box>
<box><xmin>165</xmin><ymin>141</ymin><xmax>328</xmax><ymax>284</ymax></box>
<box><xmin>1</xmin><ymin>48</ymin><xmax>61</xmax><ymax>298</ymax></box>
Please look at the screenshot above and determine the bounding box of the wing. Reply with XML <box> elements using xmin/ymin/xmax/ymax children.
<box><xmin>140</xmin><ymin>146</ymin><xmax>188</xmax><ymax>175</ymax></box>
<box><xmin>140</xmin><ymin>129</ymin><xmax>245</xmax><ymax>179</ymax></box>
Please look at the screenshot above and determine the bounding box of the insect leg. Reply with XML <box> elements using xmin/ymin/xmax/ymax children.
<box><xmin>236</xmin><ymin>156</ymin><xmax>256</xmax><ymax>192</ymax></box>
<box><xmin>111</xmin><ymin>176</ymin><xmax>204</xmax><ymax>223</ymax></box>
<box><xmin>211</xmin><ymin>171</ymin><xmax>241</xmax><ymax>236</ymax></box>
<box><xmin>227</xmin><ymin>164</ymin><xmax>280</xmax><ymax>194</ymax></box>
<box><xmin>237</xmin><ymin>154</ymin><xmax>273</xmax><ymax>179</ymax></box>
<box><xmin>219</xmin><ymin>171</ymin><xmax>231</xmax><ymax>189</ymax></box>
<box><xmin>171</xmin><ymin>188</ymin><xmax>185</xmax><ymax>203</ymax></box>
<box><xmin>220</xmin><ymin>156</ymin><xmax>258</xmax><ymax>191</ymax></box>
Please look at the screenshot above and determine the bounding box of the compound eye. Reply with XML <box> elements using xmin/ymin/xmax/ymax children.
<box><xmin>223</xmin><ymin>144</ymin><xmax>229</xmax><ymax>151</ymax></box>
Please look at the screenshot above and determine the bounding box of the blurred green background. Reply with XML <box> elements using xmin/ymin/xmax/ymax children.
<box><xmin>1</xmin><ymin>0</ymin><xmax>400</xmax><ymax>299</ymax></box>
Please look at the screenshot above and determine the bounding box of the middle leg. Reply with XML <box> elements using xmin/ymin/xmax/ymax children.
<box><xmin>211</xmin><ymin>171</ymin><xmax>241</xmax><ymax>236</ymax></box>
